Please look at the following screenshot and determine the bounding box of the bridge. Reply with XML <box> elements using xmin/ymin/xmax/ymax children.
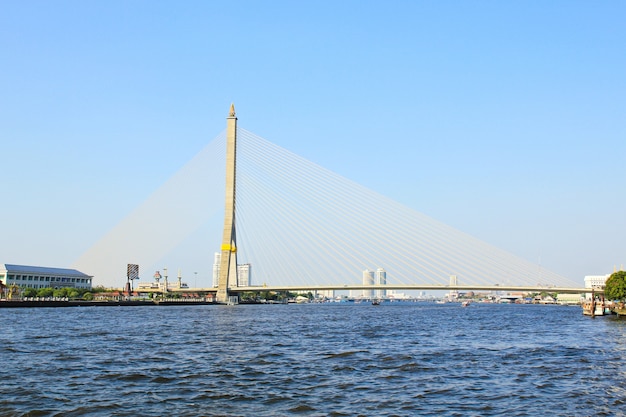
<box><xmin>73</xmin><ymin>105</ymin><xmax>588</xmax><ymax>299</ymax></box>
<box><xmin>229</xmin><ymin>285</ymin><xmax>590</xmax><ymax>295</ymax></box>
<box><xmin>134</xmin><ymin>284</ymin><xmax>591</xmax><ymax>297</ymax></box>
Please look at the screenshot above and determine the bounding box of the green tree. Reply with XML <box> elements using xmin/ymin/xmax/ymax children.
<box><xmin>240</xmin><ymin>291</ymin><xmax>257</xmax><ymax>301</ymax></box>
<box><xmin>23</xmin><ymin>287</ymin><xmax>37</xmax><ymax>297</ymax></box>
<box><xmin>37</xmin><ymin>287</ymin><xmax>54</xmax><ymax>298</ymax></box>
<box><xmin>53</xmin><ymin>287</ymin><xmax>69</xmax><ymax>298</ymax></box>
<box><xmin>82</xmin><ymin>292</ymin><xmax>94</xmax><ymax>300</ymax></box>
<box><xmin>604</xmin><ymin>271</ymin><xmax>626</xmax><ymax>301</ymax></box>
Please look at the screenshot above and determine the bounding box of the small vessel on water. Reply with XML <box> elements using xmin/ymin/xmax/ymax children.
<box><xmin>582</xmin><ymin>299</ymin><xmax>611</xmax><ymax>316</ymax></box>
<box><xmin>372</xmin><ymin>299</ymin><xmax>380</xmax><ymax>305</ymax></box>
<box><xmin>461</xmin><ymin>301</ymin><xmax>470</xmax><ymax>307</ymax></box>
<box><xmin>612</xmin><ymin>303</ymin><xmax>626</xmax><ymax>316</ymax></box>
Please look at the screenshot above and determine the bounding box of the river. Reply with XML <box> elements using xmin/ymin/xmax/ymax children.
<box><xmin>1</xmin><ymin>302</ymin><xmax>625</xmax><ymax>416</ymax></box>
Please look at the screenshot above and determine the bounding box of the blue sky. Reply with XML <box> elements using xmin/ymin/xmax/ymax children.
<box><xmin>1</xmin><ymin>1</ymin><xmax>624</xmax><ymax>286</ymax></box>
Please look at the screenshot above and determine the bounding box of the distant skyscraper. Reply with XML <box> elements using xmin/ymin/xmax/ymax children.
<box><xmin>449</xmin><ymin>275</ymin><xmax>458</xmax><ymax>299</ymax></box>
<box><xmin>362</xmin><ymin>269</ymin><xmax>374</xmax><ymax>298</ymax></box>
<box><xmin>375</xmin><ymin>267</ymin><xmax>387</xmax><ymax>298</ymax></box>
<box><xmin>214</xmin><ymin>252</ymin><xmax>250</xmax><ymax>288</ymax></box>
<box><xmin>237</xmin><ymin>263</ymin><xmax>251</xmax><ymax>287</ymax></box>
<box><xmin>212</xmin><ymin>252</ymin><xmax>221</xmax><ymax>287</ymax></box>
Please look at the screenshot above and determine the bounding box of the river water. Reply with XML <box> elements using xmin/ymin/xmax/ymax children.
<box><xmin>1</xmin><ymin>302</ymin><xmax>625</xmax><ymax>416</ymax></box>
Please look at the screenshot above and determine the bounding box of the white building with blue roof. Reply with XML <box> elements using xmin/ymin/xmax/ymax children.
<box><xmin>0</xmin><ymin>264</ymin><xmax>92</xmax><ymax>290</ymax></box>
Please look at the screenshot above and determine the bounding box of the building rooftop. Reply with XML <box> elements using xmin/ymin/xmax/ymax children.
<box><xmin>1</xmin><ymin>264</ymin><xmax>92</xmax><ymax>278</ymax></box>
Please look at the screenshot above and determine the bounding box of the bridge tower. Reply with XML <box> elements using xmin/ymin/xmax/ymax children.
<box><xmin>216</xmin><ymin>104</ymin><xmax>238</xmax><ymax>303</ymax></box>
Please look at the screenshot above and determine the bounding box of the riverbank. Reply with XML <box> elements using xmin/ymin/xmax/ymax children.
<box><xmin>0</xmin><ymin>299</ymin><xmax>216</xmax><ymax>308</ymax></box>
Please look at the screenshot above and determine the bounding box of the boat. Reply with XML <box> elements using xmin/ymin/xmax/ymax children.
<box><xmin>582</xmin><ymin>300</ymin><xmax>608</xmax><ymax>316</ymax></box>
<box><xmin>295</xmin><ymin>295</ymin><xmax>310</xmax><ymax>304</ymax></box>
<box><xmin>461</xmin><ymin>301</ymin><xmax>470</xmax><ymax>307</ymax></box>
<box><xmin>612</xmin><ymin>303</ymin><xmax>626</xmax><ymax>316</ymax></box>
<box><xmin>372</xmin><ymin>299</ymin><xmax>380</xmax><ymax>305</ymax></box>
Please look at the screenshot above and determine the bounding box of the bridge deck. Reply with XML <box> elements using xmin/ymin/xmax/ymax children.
<box><xmin>136</xmin><ymin>285</ymin><xmax>595</xmax><ymax>294</ymax></box>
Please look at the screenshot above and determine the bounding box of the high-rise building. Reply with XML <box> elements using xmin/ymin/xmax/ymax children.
<box><xmin>362</xmin><ymin>269</ymin><xmax>374</xmax><ymax>298</ymax></box>
<box><xmin>237</xmin><ymin>263</ymin><xmax>251</xmax><ymax>287</ymax></box>
<box><xmin>449</xmin><ymin>275</ymin><xmax>458</xmax><ymax>299</ymax></box>
<box><xmin>212</xmin><ymin>252</ymin><xmax>221</xmax><ymax>287</ymax></box>
<box><xmin>214</xmin><ymin>251</ymin><xmax>250</xmax><ymax>288</ymax></box>
<box><xmin>375</xmin><ymin>267</ymin><xmax>387</xmax><ymax>298</ymax></box>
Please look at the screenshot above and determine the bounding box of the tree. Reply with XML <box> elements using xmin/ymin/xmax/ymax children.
<box><xmin>22</xmin><ymin>287</ymin><xmax>37</xmax><ymax>297</ymax></box>
<box><xmin>53</xmin><ymin>287</ymin><xmax>69</xmax><ymax>298</ymax></box>
<box><xmin>240</xmin><ymin>291</ymin><xmax>258</xmax><ymax>302</ymax></box>
<box><xmin>37</xmin><ymin>287</ymin><xmax>54</xmax><ymax>297</ymax></box>
<box><xmin>604</xmin><ymin>271</ymin><xmax>626</xmax><ymax>301</ymax></box>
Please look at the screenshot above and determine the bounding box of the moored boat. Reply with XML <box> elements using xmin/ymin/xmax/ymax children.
<box><xmin>582</xmin><ymin>300</ymin><xmax>608</xmax><ymax>316</ymax></box>
<box><xmin>612</xmin><ymin>302</ymin><xmax>626</xmax><ymax>316</ymax></box>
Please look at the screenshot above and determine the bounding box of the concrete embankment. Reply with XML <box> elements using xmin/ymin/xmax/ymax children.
<box><xmin>0</xmin><ymin>300</ymin><xmax>215</xmax><ymax>308</ymax></box>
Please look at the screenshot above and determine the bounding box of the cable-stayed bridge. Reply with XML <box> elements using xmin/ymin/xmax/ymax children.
<box><xmin>73</xmin><ymin>107</ymin><xmax>588</xmax><ymax>297</ymax></box>
<box><xmin>233</xmin><ymin>128</ymin><xmax>586</xmax><ymax>297</ymax></box>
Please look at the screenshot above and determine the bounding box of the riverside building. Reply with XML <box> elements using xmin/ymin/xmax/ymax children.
<box><xmin>584</xmin><ymin>274</ymin><xmax>610</xmax><ymax>290</ymax></box>
<box><xmin>0</xmin><ymin>264</ymin><xmax>92</xmax><ymax>290</ymax></box>
<box><xmin>584</xmin><ymin>274</ymin><xmax>611</xmax><ymax>300</ymax></box>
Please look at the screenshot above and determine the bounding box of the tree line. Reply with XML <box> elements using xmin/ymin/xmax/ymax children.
<box><xmin>18</xmin><ymin>285</ymin><xmax>110</xmax><ymax>300</ymax></box>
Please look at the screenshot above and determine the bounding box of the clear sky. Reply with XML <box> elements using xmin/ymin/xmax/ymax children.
<box><xmin>1</xmin><ymin>1</ymin><xmax>624</xmax><ymax>286</ymax></box>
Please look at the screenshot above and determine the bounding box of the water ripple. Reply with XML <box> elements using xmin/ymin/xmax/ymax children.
<box><xmin>1</xmin><ymin>304</ymin><xmax>625</xmax><ymax>416</ymax></box>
